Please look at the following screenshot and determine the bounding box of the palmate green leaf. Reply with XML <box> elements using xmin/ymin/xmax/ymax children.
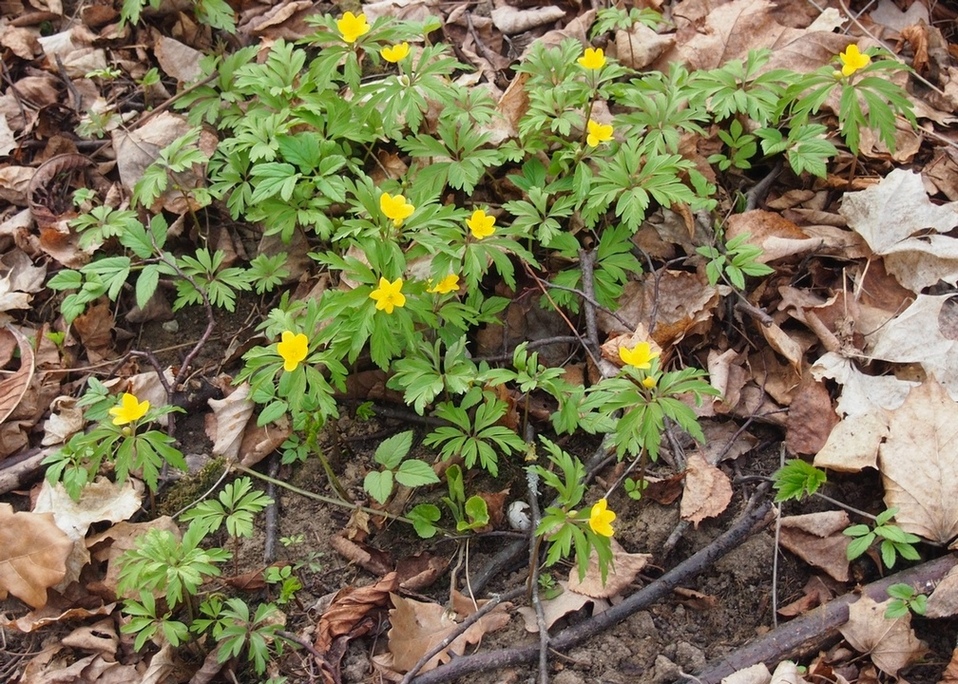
<box><xmin>771</xmin><ymin>459</ymin><xmax>827</xmax><ymax>502</ymax></box>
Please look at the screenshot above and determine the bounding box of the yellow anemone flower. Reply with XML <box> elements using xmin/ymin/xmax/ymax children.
<box><xmin>839</xmin><ymin>44</ymin><xmax>870</xmax><ymax>77</ymax></box>
<box><xmin>587</xmin><ymin>119</ymin><xmax>614</xmax><ymax>146</ymax></box>
<box><xmin>578</xmin><ymin>47</ymin><xmax>606</xmax><ymax>70</ymax></box>
<box><xmin>619</xmin><ymin>341</ymin><xmax>659</xmax><ymax>369</ymax></box>
<box><xmin>277</xmin><ymin>331</ymin><xmax>309</xmax><ymax>372</ymax></box>
<box><xmin>642</xmin><ymin>376</ymin><xmax>657</xmax><ymax>389</ymax></box>
<box><xmin>381</xmin><ymin>42</ymin><xmax>410</xmax><ymax>63</ymax></box>
<box><xmin>589</xmin><ymin>499</ymin><xmax>616</xmax><ymax>537</ymax></box>
<box><xmin>109</xmin><ymin>393</ymin><xmax>150</xmax><ymax>426</ymax></box>
<box><xmin>380</xmin><ymin>192</ymin><xmax>415</xmax><ymax>227</ymax></box>
<box><xmin>337</xmin><ymin>12</ymin><xmax>370</xmax><ymax>44</ymax></box>
<box><xmin>370</xmin><ymin>277</ymin><xmax>406</xmax><ymax>314</ymax></box>
<box><xmin>427</xmin><ymin>274</ymin><xmax>460</xmax><ymax>294</ymax></box>
<box><xmin>467</xmin><ymin>209</ymin><xmax>496</xmax><ymax>240</ymax></box>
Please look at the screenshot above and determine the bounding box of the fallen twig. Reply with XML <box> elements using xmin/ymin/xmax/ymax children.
<box><xmin>685</xmin><ymin>553</ymin><xmax>958</xmax><ymax>684</ymax></box>
<box><xmin>410</xmin><ymin>488</ymin><xmax>775</xmax><ymax>683</ymax></box>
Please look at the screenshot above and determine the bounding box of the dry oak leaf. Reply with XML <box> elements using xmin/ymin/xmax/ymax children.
<box><xmin>0</xmin><ymin>503</ymin><xmax>73</xmax><ymax>608</ymax></box>
<box><xmin>387</xmin><ymin>590</ymin><xmax>511</xmax><ymax>672</ymax></box>
<box><xmin>840</xmin><ymin>169</ymin><xmax>958</xmax><ymax>293</ymax></box>
<box><xmin>839</xmin><ymin>595</ymin><xmax>925</xmax><ymax>677</ymax></box>
<box><xmin>878</xmin><ymin>377</ymin><xmax>958</xmax><ymax>546</ymax></box>
<box><xmin>680</xmin><ymin>452</ymin><xmax>732</xmax><ymax>527</ymax></box>
<box><xmin>779</xmin><ymin>511</ymin><xmax>852</xmax><ymax>582</ymax></box>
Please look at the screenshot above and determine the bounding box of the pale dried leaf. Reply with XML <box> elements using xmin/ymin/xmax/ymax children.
<box><xmin>867</xmin><ymin>295</ymin><xmax>958</xmax><ymax>399</ymax></box>
<box><xmin>721</xmin><ymin>663</ymin><xmax>771</xmax><ymax>684</ymax></box>
<box><xmin>34</xmin><ymin>477</ymin><xmax>142</xmax><ymax>589</ymax></box>
<box><xmin>839</xmin><ymin>595</ymin><xmax>925</xmax><ymax>676</ymax></box>
<box><xmin>40</xmin><ymin>395</ymin><xmax>85</xmax><ymax>446</ymax></box>
<box><xmin>810</xmin><ymin>353</ymin><xmax>916</xmax><ymax>472</ymax></box>
<box><xmin>567</xmin><ymin>538</ymin><xmax>651</xmax><ymax>599</ymax></box>
<box><xmin>770</xmin><ymin>660</ymin><xmax>811</xmax><ymax>684</ymax></box>
<box><xmin>840</xmin><ymin>169</ymin><xmax>958</xmax><ymax>292</ymax></box>
<box><xmin>779</xmin><ymin>511</ymin><xmax>851</xmax><ymax>582</ymax></box>
<box><xmin>613</xmin><ymin>23</ymin><xmax>673</xmax><ymax>69</ymax></box>
<box><xmin>388</xmin><ymin>590</ymin><xmax>511</xmax><ymax>672</ymax></box>
<box><xmin>518</xmin><ymin>580</ymin><xmax>610</xmax><ymax>633</ymax></box>
<box><xmin>0</xmin><ymin>601</ymin><xmax>115</xmax><ymax>633</ymax></box>
<box><xmin>154</xmin><ymin>35</ymin><xmax>204</xmax><ymax>82</ymax></box>
<box><xmin>879</xmin><ymin>378</ymin><xmax>958</xmax><ymax>545</ymax></box>
<box><xmin>0</xmin><ymin>114</ymin><xmax>14</xmax><ymax>157</ymax></box>
<box><xmin>491</xmin><ymin>5</ymin><xmax>565</xmax><ymax>35</ymax></box>
<box><xmin>726</xmin><ymin>210</ymin><xmax>819</xmax><ymax>263</ymax></box>
<box><xmin>680</xmin><ymin>453</ymin><xmax>732</xmax><ymax>526</ymax></box>
<box><xmin>926</xmin><ymin>565</ymin><xmax>958</xmax><ymax>618</ymax></box>
<box><xmin>869</xmin><ymin>0</ymin><xmax>929</xmax><ymax>31</ymax></box>
<box><xmin>758</xmin><ymin>321</ymin><xmax>804</xmax><ymax>371</ymax></box>
<box><xmin>206</xmin><ymin>383</ymin><xmax>254</xmax><ymax>460</ymax></box>
<box><xmin>0</xmin><ymin>503</ymin><xmax>73</xmax><ymax>608</ymax></box>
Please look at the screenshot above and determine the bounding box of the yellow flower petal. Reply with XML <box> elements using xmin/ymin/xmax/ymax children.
<box><xmin>337</xmin><ymin>11</ymin><xmax>370</xmax><ymax>44</ymax></box>
<box><xmin>839</xmin><ymin>44</ymin><xmax>870</xmax><ymax>77</ymax></box>
<box><xmin>577</xmin><ymin>47</ymin><xmax>606</xmax><ymax>70</ymax></box>
<box><xmin>587</xmin><ymin>119</ymin><xmax>613</xmax><ymax>146</ymax></box>
<box><xmin>642</xmin><ymin>376</ymin><xmax>657</xmax><ymax>389</ymax></box>
<box><xmin>108</xmin><ymin>392</ymin><xmax>150</xmax><ymax>426</ymax></box>
<box><xmin>277</xmin><ymin>330</ymin><xmax>309</xmax><ymax>373</ymax></box>
<box><xmin>380</xmin><ymin>193</ymin><xmax>415</xmax><ymax>227</ymax></box>
<box><xmin>618</xmin><ymin>341</ymin><xmax>659</xmax><ymax>369</ymax></box>
<box><xmin>427</xmin><ymin>274</ymin><xmax>460</xmax><ymax>294</ymax></box>
<box><xmin>589</xmin><ymin>498</ymin><xmax>616</xmax><ymax>537</ymax></box>
<box><xmin>370</xmin><ymin>277</ymin><xmax>406</xmax><ymax>314</ymax></box>
<box><xmin>381</xmin><ymin>42</ymin><xmax>410</xmax><ymax>63</ymax></box>
<box><xmin>466</xmin><ymin>209</ymin><xmax>496</xmax><ymax>240</ymax></box>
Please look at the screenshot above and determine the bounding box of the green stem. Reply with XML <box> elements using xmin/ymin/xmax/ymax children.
<box><xmin>305</xmin><ymin>428</ymin><xmax>353</xmax><ymax>503</ymax></box>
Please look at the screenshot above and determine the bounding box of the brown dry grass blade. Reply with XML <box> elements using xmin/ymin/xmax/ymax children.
<box><xmin>0</xmin><ymin>325</ymin><xmax>35</xmax><ymax>425</ymax></box>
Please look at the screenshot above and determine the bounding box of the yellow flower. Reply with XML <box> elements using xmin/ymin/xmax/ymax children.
<box><xmin>277</xmin><ymin>331</ymin><xmax>308</xmax><ymax>372</ymax></box>
<box><xmin>467</xmin><ymin>209</ymin><xmax>496</xmax><ymax>240</ymax></box>
<box><xmin>370</xmin><ymin>277</ymin><xmax>406</xmax><ymax>314</ymax></box>
<box><xmin>337</xmin><ymin>11</ymin><xmax>370</xmax><ymax>44</ymax></box>
<box><xmin>109</xmin><ymin>393</ymin><xmax>150</xmax><ymax>426</ymax></box>
<box><xmin>380</xmin><ymin>192</ymin><xmax>415</xmax><ymax>227</ymax></box>
<box><xmin>427</xmin><ymin>274</ymin><xmax>459</xmax><ymax>294</ymax></box>
<box><xmin>578</xmin><ymin>47</ymin><xmax>606</xmax><ymax>70</ymax></box>
<box><xmin>642</xmin><ymin>376</ymin><xmax>657</xmax><ymax>389</ymax></box>
<box><xmin>619</xmin><ymin>341</ymin><xmax>659</xmax><ymax>369</ymax></box>
<box><xmin>381</xmin><ymin>42</ymin><xmax>410</xmax><ymax>63</ymax></box>
<box><xmin>839</xmin><ymin>44</ymin><xmax>870</xmax><ymax>77</ymax></box>
<box><xmin>587</xmin><ymin>119</ymin><xmax>613</xmax><ymax>146</ymax></box>
<box><xmin>589</xmin><ymin>499</ymin><xmax>616</xmax><ymax>537</ymax></box>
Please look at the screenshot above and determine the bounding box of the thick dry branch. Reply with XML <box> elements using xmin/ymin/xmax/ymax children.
<box><xmin>687</xmin><ymin>553</ymin><xmax>958</xmax><ymax>684</ymax></box>
<box><xmin>410</xmin><ymin>493</ymin><xmax>775</xmax><ymax>684</ymax></box>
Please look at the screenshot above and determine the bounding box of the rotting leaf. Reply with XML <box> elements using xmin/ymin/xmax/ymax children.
<box><xmin>839</xmin><ymin>595</ymin><xmax>925</xmax><ymax>677</ymax></box>
<box><xmin>0</xmin><ymin>503</ymin><xmax>73</xmax><ymax>608</ymax></box>
<box><xmin>314</xmin><ymin>572</ymin><xmax>398</xmax><ymax>655</ymax></box>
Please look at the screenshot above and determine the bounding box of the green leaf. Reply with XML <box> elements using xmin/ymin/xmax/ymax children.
<box><xmin>364</xmin><ymin>470</ymin><xmax>393</xmax><ymax>505</ymax></box>
<box><xmin>395</xmin><ymin>460</ymin><xmax>440</xmax><ymax>488</ymax></box>
<box><xmin>374</xmin><ymin>430</ymin><xmax>413</xmax><ymax>469</ymax></box>
<box><xmin>846</xmin><ymin>533</ymin><xmax>873</xmax><ymax>560</ymax></box>
<box><xmin>136</xmin><ymin>265</ymin><xmax>161</xmax><ymax>309</ymax></box>
<box><xmin>408</xmin><ymin>503</ymin><xmax>441</xmax><ymax>538</ymax></box>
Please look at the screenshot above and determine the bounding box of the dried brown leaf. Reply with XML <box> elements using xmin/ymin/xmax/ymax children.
<box><xmin>785</xmin><ymin>376</ymin><xmax>839</xmax><ymax>455</ymax></box>
<box><xmin>0</xmin><ymin>503</ymin><xmax>73</xmax><ymax>608</ymax></box>
<box><xmin>205</xmin><ymin>383</ymin><xmax>254</xmax><ymax>460</ymax></box>
<box><xmin>567</xmin><ymin>538</ymin><xmax>651</xmax><ymax>599</ymax></box>
<box><xmin>879</xmin><ymin>378</ymin><xmax>958</xmax><ymax>546</ymax></box>
<box><xmin>680</xmin><ymin>453</ymin><xmax>732</xmax><ymax>526</ymax></box>
<box><xmin>315</xmin><ymin>572</ymin><xmax>398</xmax><ymax>654</ymax></box>
<box><xmin>0</xmin><ymin>600</ymin><xmax>115</xmax><ymax>633</ymax></box>
<box><xmin>777</xmin><ymin>575</ymin><xmax>837</xmax><ymax>617</ymax></box>
<box><xmin>926</xmin><ymin>564</ymin><xmax>958</xmax><ymax>618</ymax></box>
<box><xmin>517</xmin><ymin>579</ymin><xmax>610</xmax><ymax>633</ymax></box>
<box><xmin>779</xmin><ymin>511</ymin><xmax>851</xmax><ymax>582</ymax></box>
<box><xmin>387</xmin><ymin>589</ymin><xmax>511</xmax><ymax>672</ymax></box>
<box><xmin>0</xmin><ymin>325</ymin><xmax>34</xmax><ymax>425</ymax></box>
<box><xmin>839</xmin><ymin>595</ymin><xmax>925</xmax><ymax>676</ymax></box>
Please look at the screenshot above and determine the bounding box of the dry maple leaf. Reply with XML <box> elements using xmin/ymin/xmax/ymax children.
<box><xmin>387</xmin><ymin>590</ymin><xmax>511</xmax><ymax>672</ymax></box>
<box><xmin>0</xmin><ymin>503</ymin><xmax>73</xmax><ymax>608</ymax></box>
<box><xmin>839</xmin><ymin>595</ymin><xmax>925</xmax><ymax>677</ymax></box>
<box><xmin>878</xmin><ymin>378</ymin><xmax>958</xmax><ymax>546</ymax></box>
